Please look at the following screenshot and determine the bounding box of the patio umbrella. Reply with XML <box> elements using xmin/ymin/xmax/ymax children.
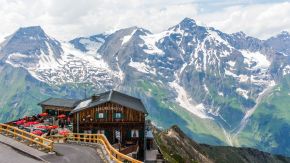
<box><xmin>47</xmin><ymin>125</ymin><xmax>58</xmax><ymax>129</ymax></box>
<box><xmin>23</xmin><ymin>121</ymin><xmax>38</xmax><ymax>127</ymax></box>
<box><xmin>36</xmin><ymin>125</ymin><xmax>47</xmax><ymax>129</ymax></box>
<box><xmin>58</xmin><ymin>114</ymin><xmax>66</xmax><ymax>118</ymax></box>
<box><xmin>32</xmin><ymin>130</ymin><xmax>43</xmax><ymax>136</ymax></box>
<box><xmin>15</xmin><ymin>120</ymin><xmax>26</xmax><ymax>125</ymax></box>
<box><xmin>39</xmin><ymin>113</ymin><xmax>48</xmax><ymax>117</ymax></box>
<box><xmin>23</xmin><ymin>123</ymin><xmax>31</xmax><ymax>127</ymax></box>
<box><xmin>32</xmin><ymin>121</ymin><xmax>39</xmax><ymax>125</ymax></box>
<box><xmin>59</xmin><ymin>130</ymin><xmax>70</xmax><ymax>136</ymax></box>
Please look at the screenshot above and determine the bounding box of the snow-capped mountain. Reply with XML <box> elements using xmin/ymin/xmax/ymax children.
<box><xmin>0</xmin><ymin>26</ymin><xmax>122</xmax><ymax>87</ymax></box>
<box><xmin>1</xmin><ymin>18</ymin><xmax>290</xmax><ymax>157</ymax></box>
<box><xmin>96</xmin><ymin>18</ymin><xmax>277</xmax><ymax>122</ymax></box>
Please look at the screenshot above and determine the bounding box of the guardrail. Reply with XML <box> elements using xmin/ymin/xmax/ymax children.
<box><xmin>0</xmin><ymin>123</ymin><xmax>54</xmax><ymax>152</ymax></box>
<box><xmin>47</xmin><ymin>133</ymin><xmax>142</xmax><ymax>163</ymax></box>
<box><xmin>46</xmin><ymin>135</ymin><xmax>67</xmax><ymax>143</ymax></box>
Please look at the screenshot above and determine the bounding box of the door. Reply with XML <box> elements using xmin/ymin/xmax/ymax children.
<box><xmin>115</xmin><ymin>129</ymin><xmax>121</xmax><ymax>144</ymax></box>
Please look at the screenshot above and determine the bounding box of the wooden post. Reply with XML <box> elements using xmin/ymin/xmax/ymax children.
<box><xmin>77</xmin><ymin>113</ymin><xmax>79</xmax><ymax>133</ymax></box>
<box><xmin>13</xmin><ymin>128</ymin><xmax>16</xmax><ymax>139</ymax></box>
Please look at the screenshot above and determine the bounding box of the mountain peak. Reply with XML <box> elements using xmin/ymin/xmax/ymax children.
<box><xmin>179</xmin><ymin>17</ymin><xmax>197</xmax><ymax>28</ymax></box>
<box><xmin>18</xmin><ymin>26</ymin><xmax>43</xmax><ymax>31</ymax></box>
<box><xmin>231</xmin><ymin>31</ymin><xmax>247</xmax><ymax>38</ymax></box>
<box><xmin>0</xmin><ymin>25</ymin><xmax>62</xmax><ymax>59</ymax></box>
<box><xmin>169</xmin><ymin>17</ymin><xmax>198</xmax><ymax>31</ymax></box>
<box><xmin>15</xmin><ymin>26</ymin><xmax>46</xmax><ymax>38</ymax></box>
<box><xmin>277</xmin><ymin>31</ymin><xmax>290</xmax><ymax>38</ymax></box>
<box><xmin>180</xmin><ymin>17</ymin><xmax>197</xmax><ymax>25</ymax></box>
<box><xmin>7</xmin><ymin>26</ymin><xmax>51</xmax><ymax>46</ymax></box>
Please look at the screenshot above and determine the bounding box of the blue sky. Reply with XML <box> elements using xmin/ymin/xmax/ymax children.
<box><xmin>0</xmin><ymin>0</ymin><xmax>289</xmax><ymax>40</ymax></box>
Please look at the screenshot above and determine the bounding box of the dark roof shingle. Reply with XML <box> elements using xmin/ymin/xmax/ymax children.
<box><xmin>70</xmin><ymin>90</ymin><xmax>148</xmax><ymax>114</ymax></box>
<box><xmin>39</xmin><ymin>98</ymin><xmax>80</xmax><ymax>109</ymax></box>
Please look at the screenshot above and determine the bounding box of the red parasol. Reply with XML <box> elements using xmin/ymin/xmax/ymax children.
<box><xmin>39</xmin><ymin>113</ymin><xmax>48</xmax><ymax>117</ymax></box>
<box><xmin>58</xmin><ymin>114</ymin><xmax>66</xmax><ymax>118</ymax></box>
<box><xmin>23</xmin><ymin>123</ymin><xmax>30</xmax><ymax>127</ymax></box>
<box><xmin>15</xmin><ymin>120</ymin><xmax>26</xmax><ymax>125</ymax></box>
<box><xmin>32</xmin><ymin>121</ymin><xmax>39</xmax><ymax>125</ymax></box>
<box><xmin>23</xmin><ymin>121</ymin><xmax>39</xmax><ymax>127</ymax></box>
<box><xmin>36</xmin><ymin>125</ymin><xmax>47</xmax><ymax>129</ymax></box>
<box><xmin>32</xmin><ymin>130</ymin><xmax>43</xmax><ymax>136</ymax></box>
<box><xmin>47</xmin><ymin>125</ymin><xmax>58</xmax><ymax>129</ymax></box>
<box><xmin>59</xmin><ymin>130</ymin><xmax>70</xmax><ymax>136</ymax></box>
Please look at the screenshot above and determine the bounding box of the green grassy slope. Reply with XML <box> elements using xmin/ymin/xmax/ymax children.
<box><xmin>238</xmin><ymin>76</ymin><xmax>290</xmax><ymax>156</ymax></box>
<box><xmin>137</xmin><ymin>80</ymin><xmax>227</xmax><ymax>145</ymax></box>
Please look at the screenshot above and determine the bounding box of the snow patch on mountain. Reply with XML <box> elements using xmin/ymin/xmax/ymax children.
<box><xmin>5</xmin><ymin>53</ymin><xmax>33</xmax><ymax>68</ymax></box>
<box><xmin>227</xmin><ymin>61</ymin><xmax>236</xmax><ymax>67</ymax></box>
<box><xmin>169</xmin><ymin>81</ymin><xmax>211</xmax><ymax>119</ymax></box>
<box><xmin>122</xmin><ymin>29</ymin><xmax>137</xmax><ymax>45</ymax></box>
<box><xmin>283</xmin><ymin>65</ymin><xmax>290</xmax><ymax>75</ymax></box>
<box><xmin>240</xmin><ymin>50</ymin><xmax>270</xmax><ymax>69</ymax></box>
<box><xmin>203</xmin><ymin>84</ymin><xmax>209</xmax><ymax>93</ymax></box>
<box><xmin>218</xmin><ymin>92</ymin><xmax>224</xmax><ymax>96</ymax></box>
<box><xmin>224</xmin><ymin>69</ymin><xmax>238</xmax><ymax>78</ymax></box>
<box><xmin>207</xmin><ymin>30</ymin><xmax>231</xmax><ymax>47</ymax></box>
<box><xmin>128</xmin><ymin>58</ymin><xmax>156</xmax><ymax>74</ymax></box>
<box><xmin>238</xmin><ymin>75</ymin><xmax>249</xmax><ymax>83</ymax></box>
<box><xmin>79</xmin><ymin>38</ymin><xmax>103</xmax><ymax>55</ymax></box>
<box><xmin>236</xmin><ymin>88</ymin><xmax>249</xmax><ymax>99</ymax></box>
<box><xmin>139</xmin><ymin>32</ymin><xmax>167</xmax><ymax>55</ymax></box>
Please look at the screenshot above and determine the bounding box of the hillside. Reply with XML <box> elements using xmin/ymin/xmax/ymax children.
<box><xmin>153</xmin><ymin>125</ymin><xmax>290</xmax><ymax>163</ymax></box>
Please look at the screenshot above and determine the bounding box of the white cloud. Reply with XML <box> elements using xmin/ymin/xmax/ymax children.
<box><xmin>198</xmin><ymin>2</ymin><xmax>290</xmax><ymax>39</ymax></box>
<box><xmin>0</xmin><ymin>0</ymin><xmax>289</xmax><ymax>41</ymax></box>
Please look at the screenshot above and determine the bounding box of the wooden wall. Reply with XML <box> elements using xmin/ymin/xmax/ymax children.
<box><xmin>71</xmin><ymin>102</ymin><xmax>146</xmax><ymax>160</ymax></box>
<box><xmin>72</xmin><ymin>102</ymin><xmax>145</xmax><ymax>124</ymax></box>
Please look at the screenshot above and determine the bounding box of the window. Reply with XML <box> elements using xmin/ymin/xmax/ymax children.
<box><xmin>84</xmin><ymin>130</ymin><xmax>92</xmax><ymax>134</ymax></box>
<box><xmin>96</xmin><ymin>112</ymin><xmax>105</xmax><ymax>119</ymax></box>
<box><xmin>114</xmin><ymin>113</ymin><xmax>122</xmax><ymax>119</ymax></box>
<box><xmin>131</xmin><ymin>129</ymin><xmax>139</xmax><ymax>138</ymax></box>
<box><xmin>97</xmin><ymin>130</ymin><xmax>105</xmax><ymax>134</ymax></box>
<box><xmin>98</xmin><ymin>113</ymin><xmax>104</xmax><ymax>118</ymax></box>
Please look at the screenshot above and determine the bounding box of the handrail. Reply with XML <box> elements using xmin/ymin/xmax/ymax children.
<box><xmin>48</xmin><ymin>133</ymin><xmax>142</xmax><ymax>163</ymax></box>
<box><xmin>120</xmin><ymin>144</ymin><xmax>139</xmax><ymax>155</ymax></box>
<box><xmin>0</xmin><ymin>123</ymin><xmax>54</xmax><ymax>152</ymax></box>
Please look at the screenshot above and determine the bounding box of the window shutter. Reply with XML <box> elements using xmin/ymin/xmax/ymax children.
<box><xmin>96</xmin><ymin>113</ymin><xmax>99</xmax><ymax>119</ymax></box>
<box><xmin>104</xmin><ymin>113</ymin><xmax>107</xmax><ymax>119</ymax></box>
<box><xmin>127</xmin><ymin>129</ymin><xmax>131</xmax><ymax>138</ymax></box>
<box><xmin>140</xmin><ymin>129</ymin><xmax>144</xmax><ymax>138</ymax></box>
<box><xmin>105</xmin><ymin>130</ymin><xmax>109</xmax><ymax>138</ymax></box>
<box><xmin>113</xmin><ymin>113</ymin><xmax>116</xmax><ymax>119</ymax></box>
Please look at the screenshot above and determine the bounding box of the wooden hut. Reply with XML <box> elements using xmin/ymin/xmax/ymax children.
<box><xmin>70</xmin><ymin>90</ymin><xmax>148</xmax><ymax>159</ymax></box>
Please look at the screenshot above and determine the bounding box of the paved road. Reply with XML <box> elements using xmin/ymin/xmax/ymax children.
<box><xmin>0</xmin><ymin>142</ymin><xmax>43</xmax><ymax>163</ymax></box>
<box><xmin>0</xmin><ymin>134</ymin><xmax>103</xmax><ymax>163</ymax></box>
<box><xmin>41</xmin><ymin>144</ymin><xmax>104</xmax><ymax>163</ymax></box>
<box><xmin>0</xmin><ymin>134</ymin><xmax>47</xmax><ymax>158</ymax></box>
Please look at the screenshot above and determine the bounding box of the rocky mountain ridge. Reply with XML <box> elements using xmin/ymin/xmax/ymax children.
<box><xmin>153</xmin><ymin>125</ymin><xmax>290</xmax><ymax>163</ymax></box>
